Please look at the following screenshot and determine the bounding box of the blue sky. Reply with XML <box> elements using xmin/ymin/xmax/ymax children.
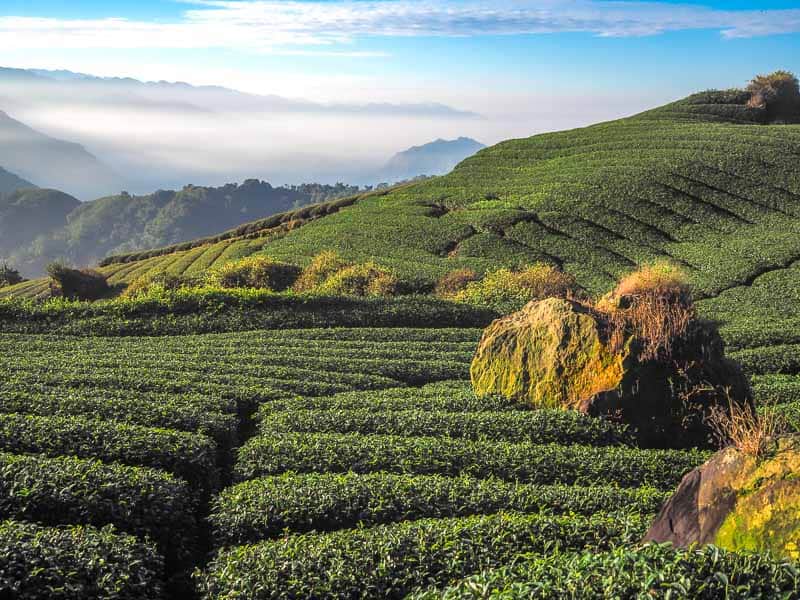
<box><xmin>3</xmin><ymin>0</ymin><xmax>800</xmax><ymax>158</ymax></box>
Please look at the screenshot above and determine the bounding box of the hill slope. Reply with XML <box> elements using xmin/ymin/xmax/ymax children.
<box><xmin>0</xmin><ymin>110</ymin><xmax>121</xmax><ymax>199</ymax></box>
<box><xmin>0</xmin><ymin>167</ymin><xmax>35</xmax><ymax>196</ymax></box>
<box><xmin>9</xmin><ymin>88</ymin><xmax>800</xmax><ymax>328</ymax></box>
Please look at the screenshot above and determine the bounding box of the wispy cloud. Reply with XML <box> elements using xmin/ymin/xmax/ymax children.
<box><xmin>0</xmin><ymin>1</ymin><xmax>799</xmax><ymax>54</ymax></box>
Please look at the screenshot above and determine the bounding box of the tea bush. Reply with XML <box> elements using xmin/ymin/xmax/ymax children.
<box><xmin>0</xmin><ymin>520</ymin><xmax>165</xmax><ymax>600</ymax></box>
<box><xmin>411</xmin><ymin>543</ymin><xmax>800</xmax><ymax>599</ymax></box>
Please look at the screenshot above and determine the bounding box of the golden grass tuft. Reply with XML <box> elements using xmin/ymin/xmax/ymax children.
<box><xmin>600</xmin><ymin>261</ymin><xmax>694</xmax><ymax>362</ymax></box>
<box><xmin>708</xmin><ymin>394</ymin><xmax>784</xmax><ymax>457</ymax></box>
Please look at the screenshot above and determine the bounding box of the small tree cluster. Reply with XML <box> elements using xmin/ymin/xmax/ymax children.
<box><xmin>47</xmin><ymin>262</ymin><xmax>110</xmax><ymax>301</ymax></box>
<box><xmin>0</xmin><ymin>262</ymin><xmax>24</xmax><ymax>288</ymax></box>
<box><xmin>206</xmin><ymin>256</ymin><xmax>301</xmax><ymax>291</ymax></box>
<box><xmin>122</xmin><ymin>271</ymin><xmax>196</xmax><ymax>298</ymax></box>
<box><xmin>293</xmin><ymin>251</ymin><xmax>399</xmax><ymax>298</ymax></box>
<box><xmin>746</xmin><ymin>70</ymin><xmax>800</xmax><ymax>120</ymax></box>
<box><xmin>446</xmin><ymin>263</ymin><xmax>578</xmax><ymax>312</ymax></box>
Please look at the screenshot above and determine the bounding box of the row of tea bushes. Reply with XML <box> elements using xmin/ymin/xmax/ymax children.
<box><xmin>258</xmin><ymin>408</ymin><xmax>633</xmax><ymax>446</ymax></box>
<box><xmin>210</xmin><ymin>472</ymin><xmax>666</xmax><ymax>545</ymax></box>
<box><xmin>197</xmin><ymin>512</ymin><xmax>649</xmax><ymax>599</ymax></box>
<box><xmin>235</xmin><ymin>432</ymin><xmax>707</xmax><ymax>489</ymax></box>
<box><xmin>409</xmin><ymin>543</ymin><xmax>800</xmax><ymax>599</ymax></box>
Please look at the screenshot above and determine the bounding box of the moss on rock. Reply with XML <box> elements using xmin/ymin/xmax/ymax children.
<box><xmin>646</xmin><ymin>436</ymin><xmax>800</xmax><ymax>561</ymax></box>
<box><xmin>470</xmin><ymin>298</ymin><xmax>627</xmax><ymax>410</ymax></box>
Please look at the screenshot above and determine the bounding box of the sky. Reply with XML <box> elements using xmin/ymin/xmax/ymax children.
<box><xmin>2</xmin><ymin>0</ymin><xmax>800</xmax><ymax>190</ymax></box>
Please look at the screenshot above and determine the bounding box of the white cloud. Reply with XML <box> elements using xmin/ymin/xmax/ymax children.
<box><xmin>0</xmin><ymin>1</ymin><xmax>799</xmax><ymax>54</ymax></box>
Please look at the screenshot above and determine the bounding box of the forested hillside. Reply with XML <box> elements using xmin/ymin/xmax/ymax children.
<box><xmin>0</xmin><ymin>180</ymin><xmax>361</xmax><ymax>277</ymax></box>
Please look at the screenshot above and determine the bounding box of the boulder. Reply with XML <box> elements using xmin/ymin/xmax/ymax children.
<box><xmin>470</xmin><ymin>298</ymin><xmax>626</xmax><ymax>411</ymax></box>
<box><xmin>470</xmin><ymin>297</ymin><xmax>751</xmax><ymax>447</ymax></box>
<box><xmin>645</xmin><ymin>436</ymin><xmax>800</xmax><ymax>561</ymax></box>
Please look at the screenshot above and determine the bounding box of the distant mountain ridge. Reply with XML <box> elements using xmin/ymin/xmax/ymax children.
<box><xmin>0</xmin><ymin>180</ymin><xmax>363</xmax><ymax>277</ymax></box>
<box><xmin>0</xmin><ymin>67</ymin><xmax>480</xmax><ymax>119</ymax></box>
<box><xmin>377</xmin><ymin>137</ymin><xmax>486</xmax><ymax>183</ymax></box>
<box><xmin>0</xmin><ymin>109</ymin><xmax>122</xmax><ymax>200</ymax></box>
<box><xmin>0</xmin><ymin>167</ymin><xmax>35</xmax><ymax>196</ymax></box>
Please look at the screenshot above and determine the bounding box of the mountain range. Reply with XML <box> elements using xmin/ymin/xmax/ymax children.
<box><xmin>0</xmin><ymin>109</ymin><xmax>121</xmax><ymax>200</ymax></box>
<box><xmin>376</xmin><ymin>137</ymin><xmax>485</xmax><ymax>183</ymax></box>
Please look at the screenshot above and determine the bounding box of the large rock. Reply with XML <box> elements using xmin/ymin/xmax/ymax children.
<box><xmin>471</xmin><ymin>297</ymin><xmax>751</xmax><ymax>447</ymax></box>
<box><xmin>645</xmin><ymin>436</ymin><xmax>800</xmax><ymax>561</ymax></box>
<box><xmin>470</xmin><ymin>298</ymin><xmax>626</xmax><ymax>411</ymax></box>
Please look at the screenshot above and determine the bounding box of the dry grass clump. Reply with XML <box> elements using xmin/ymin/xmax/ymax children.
<box><xmin>434</xmin><ymin>268</ymin><xmax>479</xmax><ymax>298</ymax></box>
<box><xmin>292</xmin><ymin>251</ymin><xmax>348</xmax><ymax>293</ymax></box>
<box><xmin>708</xmin><ymin>395</ymin><xmax>784</xmax><ymax>457</ymax></box>
<box><xmin>206</xmin><ymin>256</ymin><xmax>301</xmax><ymax>291</ymax></box>
<box><xmin>599</xmin><ymin>261</ymin><xmax>694</xmax><ymax>362</ymax></box>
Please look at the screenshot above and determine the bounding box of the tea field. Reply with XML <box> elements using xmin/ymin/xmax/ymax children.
<box><xmin>0</xmin><ymin>319</ymin><xmax>798</xmax><ymax>599</ymax></box>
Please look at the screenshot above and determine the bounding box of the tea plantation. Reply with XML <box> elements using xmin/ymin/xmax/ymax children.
<box><xmin>3</xmin><ymin>87</ymin><xmax>800</xmax><ymax>597</ymax></box>
<box><xmin>0</xmin><ymin>316</ymin><xmax>798</xmax><ymax>598</ymax></box>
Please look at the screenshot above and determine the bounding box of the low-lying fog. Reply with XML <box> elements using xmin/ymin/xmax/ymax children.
<box><xmin>0</xmin><ymin>72</ymin><xmax>663</xmax><ymax>195</ymax></box>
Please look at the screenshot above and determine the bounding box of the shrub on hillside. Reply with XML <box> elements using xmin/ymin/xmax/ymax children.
<box><xmin>315</xmin><ymin>262</ymin><xmax>399</xmax><ymax>297</ymax></box>
<box><xmin>453</xmin><ymin>264</ymin><xmax>578</xmax><ymax>312</ymax></box>
<box><xmin>46</xmin><ymin>262</ymin><xmax>109</xmax><ymax>301</ymax></box>
<box><xmin>293</xmin><ymin>250</ymin><xmax>348</xmax><ymax>293</ymax></box>
<box><xmin>122</xmin><ymin>271</ymin><xmax>196</xmax><ymax>298</ymax></box>
<box><xmin>434</xmin><ymin>268</ymin><xmax>479</xmax><ymax>298</ymax></box>
<box><xmin>0</xmin><ymin>262</ymin><xmax>24</xmax><ymax>288</ymax></box>
<box><xmin>746</xmin><ymin>71</ymin><xmax>800</xmax><ymax>119</ymax></box>
<box><xmin>206</xmin><ymin>256</ymin><xmax>301</xmax><ymax>291</ymax></box>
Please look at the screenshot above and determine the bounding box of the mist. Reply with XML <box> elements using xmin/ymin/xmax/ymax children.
<box><xmin>0</xmin><ymin>69</ymin><xmax>667</xmax><ymax>197</ymax></box>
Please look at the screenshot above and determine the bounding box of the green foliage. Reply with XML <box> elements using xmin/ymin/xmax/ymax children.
<box><xmin>452</xmin><ymin>264</ymin><xmax>578</xmax><ymax>313</ymax></box>
<box><xmin>46</xmin><ymin>262</ymin><xmax>110</xmax><ymax>301</ymax></box>
<box><xmin>0</xmin><ymin>452</ymin><xmax>197</xmax><ymax>567</ymax></box>
<box><xmin>411</xmin><ymin>544</ymin><xmax>800</xmax><ymax>599</ymax></box>
<box><xmin>235</xmin><ymin>432</ymin><xmax>707</xmax><ymax>489</ymax></box>
<box><xmin>0</xmin><ymin>520</ymin><xmax>165</xmax><ymax>600</ymax></box>
<box><xmin>313</xmin><ymin>260</ymin><xmax>400</xmax><ymax>297</ymax></box>
<box><xmin>206</xmin><ymin>256</ymin><xmax>301</xmax><ymax>291</ymax></box>
<box><xmin>258</xmin><ymin>408</ymin><xmax>633</xmax><ymax>446</ymax></box>
<box><xmin>196</xmin><ymin>512</ymin><xmax>648</xmax><ymax>600</ymax></box>
<box><xmin>0</xmin><ymin>262</ymin><xmax>23</xmax><ymax>288</ymax></box>
<box><xmin>211</xmin><ymin>473</ymin><xmax>665</xmax><ymax>545</ymax></box>
<box><xmin>0</xmin><ymin>291</ymin><xmax>496</xmax><ymax>335</ymax></box>
<box><xmin>0</xmin><ymin>413</ymin><xmax>219</xmax><ymax>491</ymax></box>
<box><xmin>121</xmin><ymin>270</ymin><xmax>196</xmax><ymax>298</ymax></box>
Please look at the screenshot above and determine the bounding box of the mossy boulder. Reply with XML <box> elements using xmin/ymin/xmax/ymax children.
<box><xmin>470</xmin><ymin>297</ymin><xmax>751</xmax><ymax>447</ymax></box>
<box><xmin>470</xmin><ymin>298</ymin><xmax>625</xmax><ymax>411</ymax></box>
<box><xmin>645</xmin><ymin>436</ymin><xmax>800</xmax><ymax>561</ymax></box>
